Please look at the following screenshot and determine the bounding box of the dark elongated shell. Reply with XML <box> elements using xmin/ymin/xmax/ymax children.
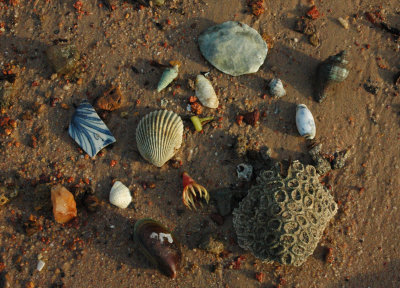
<box><xmin>314</xmin><ymin>50</ymin><xmax>349</xmax><ymax>103</ymax></box>
<box><xmin>134</xmin><ymin>219</ymin><xmax>182</xmax><ymax>278</ymax></box>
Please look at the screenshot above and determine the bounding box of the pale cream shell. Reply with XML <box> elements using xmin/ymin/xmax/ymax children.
<box><xmin>195</xmin><ymin>75</ymin><xmax>219</xmax><ymax>109</ymax></box>
<box><xmin>109</xmin><ymin>181</ymin><xmax>132</xmax><ymax>209</ymax></box>
<box><xmin>136</xmin><ymin>110</ymin><xmax>183</xmax><ymax>167</ymax></box>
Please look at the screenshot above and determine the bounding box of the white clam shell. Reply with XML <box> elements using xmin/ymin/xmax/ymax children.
<box><xmin>195</xmin><ymin>75</ymin><xmax>219</xmax><ymax>108</ymax></box>
<box><xmin>296</xmin><ymin>104</ymin><xmax>316</xmax><ymax>140</ymax></box>
<box><xmin>109</xmin><ymin>181</ymin><xmax>132</xmax><ymax>209</ymax></box>
<box><xmin>269</xmin><ymin>78</ymin><xmax>286</xmax><ymax>98</ymax></box>
<box><xmin>136</xmin><ymin>110</ymin><xmax>183</xmax><ymax>167</ymax></box>
<box><xmin>157</xmin><ymin>65</ymin><xmax>179</xmax><ymax>92</ymax></box>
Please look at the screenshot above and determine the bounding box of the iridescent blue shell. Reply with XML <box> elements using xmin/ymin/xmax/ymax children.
<box><xmin>68</xmin><ymin>100</ymin><xmax>116</xmax><ymax>157</ymax></box>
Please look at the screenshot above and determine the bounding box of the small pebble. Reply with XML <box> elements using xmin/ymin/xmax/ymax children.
<box><xmin>36</xmin><ymin>260</ymin><xmax>45</xmax><ymax>272</ymax></box>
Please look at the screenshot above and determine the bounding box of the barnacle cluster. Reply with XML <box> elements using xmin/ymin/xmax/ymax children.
<box><xmin>233</xmin><ymin>160</ymin><xmax>337</xmax><ymax>266</ymax></box>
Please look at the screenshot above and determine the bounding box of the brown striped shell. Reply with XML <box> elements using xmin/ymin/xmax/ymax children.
<box><xmin>136</xmin><ymin>110</ymin><xmax>183</xmax><ymax>167</ymax></box>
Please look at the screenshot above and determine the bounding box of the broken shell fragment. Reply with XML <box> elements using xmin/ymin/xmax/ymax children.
<box><xmin>237</xmin><ymin>163</ymin><xmax>253</xmax><ymax>181</ymax></box>
<box><xmin>157</xmin><ymin>65</ymin><xmax>179</xmax><ymax>92</ymax></box>
<box><xmin>198</xmin><ymin>21</ymin><xmax>268</xmax><ymax>76</ymax></box>
<box><xmin>296</xmin><ymin>104</ymin><xmax>316</xmax><ymax>140</ymax></box>
<box><xmin>195</xmin><ymin>75</ymin><xmax>219</xmax><ymax>108</ymax></box>
<box><xmin>51</xmin><ymin>185</ymin><xmax>77</xmax><ymax>224</ymax></box>
<box><xmin>134</xmin><ymin>219</ymin><xmax>182</xmax><ymax>278</ymax></box>
<box><xmin>268</xmin><ymin>78</ymin><xmax>286</xmax><ymax>98</ymax></box>
<box><xmin>109</xmin><ymin>181</ymin><xmax>132</xmax><ymax>209</ymax></box>
<box><xmin>68</xmin><ymin>100</ymin><xmax>116</xmax><ymax>157</ymax></box>
<box><xmin>315</xmin><ymin>50</ymin><xmax>349</xmax><ymax>103</ymax></box>
<box><xmin>46</xmin><ymin>44</ymin><xmax>80</xmax><ymax>75</ymax></box>
<box><xmin>136</xmin><ymin>110</ymin><xmax>183</xmax><ymax>167</ymax></box>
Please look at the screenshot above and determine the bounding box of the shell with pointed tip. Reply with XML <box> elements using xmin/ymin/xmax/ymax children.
<box><xmin>296</xmin><ymin>104</ymin><xmax>316</xmax><ymax>140</ymax></box>
<box><xmin>195</xmin><ymin>75</ymin><xmax>219</xmax><ymax>108</ymax></box>
<box><xmin>109</xmin><ymin>181</ymin><xmax>132</xmax><ymax>209</ymax></box>
<box><xmin>269</xmin><ymin>78</ymin><xmax>286</xmax><ymax>98</ymax></box>
<box><xmin>134</xmin><ymin>218</ymin><xmax>182</xmax><ymax>278</ymax></box>
<box><xmin>314</xmin><ymin>50</ymin><xmax>349</xmax><ymax>103</ymax></box>
<box><xmin>68</xmin><ymin>100</ymin><xmax>116</xmax><ymax>157</ymax></box>
<box><xmin>157</xmin><ymin>65</ymin><xmax>179</xmax><ymax>92</ymax></box>
<box><xmin>136</xmin><ymin>110</ymin><xmax>183</xmax><ymax>167</ymax></box>
<box><xmin>198</xmin><ymin>21</ymin><xmax>268</xmax><ymax>76</ymax></box>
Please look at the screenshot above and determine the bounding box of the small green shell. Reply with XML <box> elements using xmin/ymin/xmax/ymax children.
<box><xmin>157</xmin><ymin>65</ymin><xmax>179</xmax><ymax>92</ymax></box>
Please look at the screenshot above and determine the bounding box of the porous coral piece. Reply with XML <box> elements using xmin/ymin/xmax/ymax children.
<box><xmin>233</xmin><ymin>160</ymin><xmax>337</xmax><ymax>266</ymax></box>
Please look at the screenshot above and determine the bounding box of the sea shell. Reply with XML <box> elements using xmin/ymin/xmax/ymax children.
<box><xmin>157</xmin><ymin>65</ymin><xmax>179</xmax><ymax>92</ymax></box>
<box><xmin>136</xmin><ymin>110</ymin><xmax>183</xmax><ymax>167</ymax></box>
<box><xmin>268</xmin><ymin>78</ymin><xmax>286</xmax><ymax>98</ymax></box>
<box><xmin>109</xmin><ymin>181</ymin><xmax>132</xmax><ymax>209</ymax></box>
<box><xmin>68</xmin><ymin>100</ymin><xmax>116</xmax><ymax>157</ymax></box>
<box><xmin>198</xmin><ymin>21</ymin><xmax>268</xmax><ymax>76</ymax></box>
<box><xmin>134</xmin><ymin>218</ymin><xmax>182</xmax><ymax>278</ymax></box>
<box><xmin>314</xmin><ymin>50</ymin><xmax>349</xmax><ymax>103</ymax></box>
<box><xmin>195</xmin><ymin>75</ymin><xmax>219</xmax><ymax>108</ymax></box>
<box><xmin>296</xmin><ymin>104</ymin><xmax>316</xmax><ymax>140</ymax></box>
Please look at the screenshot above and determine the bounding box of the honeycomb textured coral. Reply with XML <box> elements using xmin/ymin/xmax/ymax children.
<box><xmin>233</xmin><ymin>160</ymin><xmax>337</xmax><ymax>266</ymax></box>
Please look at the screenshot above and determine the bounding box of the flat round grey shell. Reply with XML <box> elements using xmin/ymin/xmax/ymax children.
<box><xmin>198</xmin><ymin>21</ymin><xmax>268</xmax><ymax>76</ymax></box>
<box><xmin>136</xmin><ymin>110</ymin><xmax>183</xmax><ymax>167</ymax></box>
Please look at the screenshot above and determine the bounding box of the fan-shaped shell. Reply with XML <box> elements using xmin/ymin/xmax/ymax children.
<box><xmin>136</xmin><ymin>110</ymin><xmax>183</xmax><ymax>167</ymax></box>
<box><xmin>269</xmin><ymin>78</ymin><xmax>286</xmax><ymax>98</ymax></box>
<box><xmin>296</xmin><ymin>104</ymin><xmax>316</xmax><ymax>140</ymax></box>
<box><xmin>195</xmin><ymin>75</ymin><xmax>219</xmax><ymax>108</ymax></box>
<box><xmin>109</xmin><ymin>181</ymin><xmax>132</xmax><ymax>209</ymax></box>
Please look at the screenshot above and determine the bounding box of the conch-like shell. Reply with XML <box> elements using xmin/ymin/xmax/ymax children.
<box><xmin>315</xmin><ymin>50</ymin><xmax>349</xmax><ymax>103</ymax></box>
<box><xmin>157</xmin><ymin>65</ymin><xmax>179</xmax><ymax>92</ymax></box>
<box><xmin>268</xmin><ymin>78</ymin><xmax>286</xmax><ymax>98</ymax></box>
<box><xmin>109</xmin><ymin>181</ymin><xmax>132</xmax><ymax>209</ymax></box>
<box><xmin>136</xmin><ymin>110</ymin><xmax>183</xmax><ymax>167</ymax></box>
<box><xmin>195</xmin><ymin>75</ymin><xmax>219</xmax><ymax>108</ymax></box>
<box><xmin>296</xmin><ymin>104</ymin><xmax>316</xmax><ymax>139</ymax></box>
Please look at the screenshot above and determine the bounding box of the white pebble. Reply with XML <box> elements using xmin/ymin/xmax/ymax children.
<box><xmin>37</xmin><ymin>260</ymin><xmax>45</xmax><ymax>272</ymax></box>
<box><xmin>109</xmin><ymin>181</ymin><xmax>132</xmax><ymax>209</ymax></box>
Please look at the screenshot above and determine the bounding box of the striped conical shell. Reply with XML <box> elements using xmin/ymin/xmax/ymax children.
<box><xmin>136</xmin><ymin>110</ymin><xmax>183</xmax><ymax>167</ymax></box>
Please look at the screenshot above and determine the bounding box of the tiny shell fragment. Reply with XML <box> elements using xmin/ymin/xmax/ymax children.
<box><xmin>338</xmin><ymin>17</ymin><xmax>349</xmax><ymax>29</ymax></box>
<box><xmin>51</xmin><ymin>185</ymin><xmax>77</xmax><ymax>224</ymax></box>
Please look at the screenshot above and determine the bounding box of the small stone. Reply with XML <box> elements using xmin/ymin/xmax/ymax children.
<box><xmin>236</xmin><ymin>163</ymin><xmax>253</xmax><ymax>181</ymax></box>
<box><xmin>309</xmin><ymin>33</ymin><xmax>320</xmax><ymax>46</ymax></box>
<box><xmin>243</xmin><ymin>109</ymin><xmax>260</xmax><ymax>126</ymax></box>
<box><xmin>95</xmin><ymin>86</ymin><xmax>123</xmax><ymax>111</ymax></box>
<box><xmin>199</xmin><ymin>235</ymin><xmax>224</xmax><ymax>255</ymax></box>
<box><xmin>332</xmin><ymin>149</ymin><xmax>351</xmax><ymax>169</ymax></box>
<box><xmin>51</xmin><ymin>185</ymin><xmax>77</xmax><ymax>224</ymax></box>
<box><xmin>294</xmin><ymin>18</ymin><xmax>316</xmax><ymax>36</ymax></box>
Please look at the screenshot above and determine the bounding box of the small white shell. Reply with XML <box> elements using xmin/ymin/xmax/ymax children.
<box><xmin>136</xmin><ymin>110</ymin><xmax>183</xmax><ymax>167</ymax></box>
<box><xmin>269</xmin><ymin>78</ymin><xmax>286</xmax><ymax>98</ymax></box>
<box><xmin>195</xmin><ymin>75</ymin><xmax>219</xmax><ymax>108</ymax></box>
<box><xmin>157</xmin><ymin>65</ymin><xmax>179</xmax><ymax>92</ymax></box>
<box><xmin>109</xmin><ymin>181</ymin><xmax>132</xmax><ymax>209</ymax></box>
<box><xmin>296</xmin><ymin>104</ymin><xmax>316</xmax><ymax>139</ymax></box>
<box><xmin>37</xmin><ymin>260</ymin><xmax>45</xmax><ymax>272</ymax></box>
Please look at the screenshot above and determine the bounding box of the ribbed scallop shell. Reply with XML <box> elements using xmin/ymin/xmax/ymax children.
<box><xmin>269</xmin><ymin>78</ymin><xmax>286</xmax><ymax>98</ymax></box>
<box><xmin>195</xmin><ymin>75</ymin><xmax>219</xmax><ymax>108</ymax></box>
<box><xmin>136</xmin><ymin>110</ymin><xmax>183</xmax><ymax>167</ymax></box>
